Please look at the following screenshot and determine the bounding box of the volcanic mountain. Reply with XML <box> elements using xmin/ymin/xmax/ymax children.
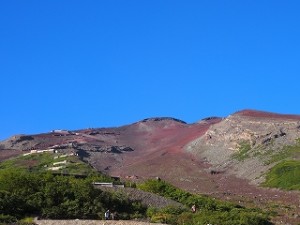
<box><xmin>1</xmin><ymin>109</ymin><xmax>300</xmax><ymax>224</ymax></box>
<box><xmin>0</xmin><ymin>116</ymin><xmax>222</xmax><ymax>183</ymax></box>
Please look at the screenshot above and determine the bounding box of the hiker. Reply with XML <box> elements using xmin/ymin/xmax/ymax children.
<box><xmin>105</xmin><ymin>210</ymin><xmax>110</xmax><ymax>220</ymax></box>
<box><xmin>191</xmin><ymin>204</ymin><xmax>196</xmax><ymax>213</ymax></box>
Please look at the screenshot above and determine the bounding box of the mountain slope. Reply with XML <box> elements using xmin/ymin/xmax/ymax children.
<box><xmin>186</xmin><ymin>109</ymin><xmax>300</xmax><ymax>183</ymax></box>
<box><xmin>1</xmin><ymin>110</ymin><xmax>300</xmax><ymax>224</ymax></box>
<box><xmin>1</xmin><ymin>110</ymin><xmax>300</xmax><ymax>186</ymax></box>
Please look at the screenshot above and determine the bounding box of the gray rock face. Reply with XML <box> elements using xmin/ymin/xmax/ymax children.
<box><xmin>186</xmin><ymin>112</ymin><xmax>300</xmax><ymax>184</ymax></box>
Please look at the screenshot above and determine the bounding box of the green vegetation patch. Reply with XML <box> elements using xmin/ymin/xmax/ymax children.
<box><xmin>232</xmin><ymin>140</ymin><xmax>252</xmax><ymax>161</ymax></box>
<box><xmin>266</xmin><ymin>139</ymin><xmax>300</xmax><ymax>165</ymax></box>
<box><xmin>262</xmin><ymin>160</ymin><xmax>300</xmax><ymax>190</ymax></box>
<box><xmin>139</xmin><ymin>179</ymin><xmax>272</xmax><ymax>225</ymax></box>
<box><xmin>0</xmin><ymin>169</ymin><xmax>145</xmax><ymax>222</ymax></box>
<box><xmin>0</xmin><ymin>152</ymin><xmax>96</xmax><ymax>176</ymax></box>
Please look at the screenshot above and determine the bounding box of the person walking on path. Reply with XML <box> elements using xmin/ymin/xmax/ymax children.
<box><xmin>105</xmin><ymin>210</ymin><xmax>110</xmax><ymax>220</ymax></box>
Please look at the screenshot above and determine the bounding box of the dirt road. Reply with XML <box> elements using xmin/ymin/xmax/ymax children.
<box><xmin>35</xmin><ymin>220</ymin><xmax>166</xmax><ymax>225</ymax></box>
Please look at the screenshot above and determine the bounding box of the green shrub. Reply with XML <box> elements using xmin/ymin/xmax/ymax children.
<box><xmin>0</xmin><ymin>170</ymin><xmax>146</xmax><ymax>220</ymax></box>
<box><xmin>0</xmin><ymin>214</ymin><xmax>17</xmax><ymax>223</ymax></box>
<box><xmin>16</xmin><ymin>217</ymin><xmax>37</xmax><ymax>225</ymax></box>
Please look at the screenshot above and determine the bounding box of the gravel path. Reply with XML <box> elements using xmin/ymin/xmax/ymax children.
<box><xmin>35</xmin><ymin>220</ymin><xmax>166</xmax><ymax>225</ymax></box>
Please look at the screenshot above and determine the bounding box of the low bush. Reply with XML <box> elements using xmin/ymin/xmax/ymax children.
<box><xmin>0</xmin><ymin>214</ymin><xmax>17</xmax><ymax>224</ymax></box>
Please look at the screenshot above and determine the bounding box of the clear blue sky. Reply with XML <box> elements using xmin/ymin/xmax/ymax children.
<box><xmin>1</xmin><ymin>1</ymin><xmax>300</xmax><ymax>140</ymax></box>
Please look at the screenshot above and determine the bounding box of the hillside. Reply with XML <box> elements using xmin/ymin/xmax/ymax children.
<box><xmin>1</xmin><ymin>109</ymin><xmax>300</xmax><ymax>224</ymax></box>
<box><xmin>186</xmin><ymin>109</ymin><xmax>300</xmax><ymax>184</ymax></box>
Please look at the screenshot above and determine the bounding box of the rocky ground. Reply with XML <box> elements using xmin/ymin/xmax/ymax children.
<box><xmin>0</xmin><ymin>149</ymin><xmax>23</xmax><ymax>161</ymax></box>
<box><xmin>186</xmin><ymin>110</ymin><xmax>300</xmax><ymax>183</ymax></box>
<box><xmin>98</xmin><ymin>187</ymin><xmax>183</xmax><ymax>209</ymax></box>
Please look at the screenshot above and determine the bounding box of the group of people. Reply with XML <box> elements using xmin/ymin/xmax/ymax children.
<box><xmin>104</xmin><ymin>209</ymin><xmax>115</xmax><ymax>220</ymax></box>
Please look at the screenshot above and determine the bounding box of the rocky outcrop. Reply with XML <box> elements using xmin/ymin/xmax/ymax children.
<box><xmin>140</xmin><ymin>117</ymin><xmax>187</xmax><ymax>124</ymax></box>
<box><xmin>76</xmin><ymin>143</ymin><xmax>134</xmax><ymax>154</ymax></box>
<box><xmin>186</xmin><ymin>111</ymin><xmax>300</xmax><ymax>183</ymax></box>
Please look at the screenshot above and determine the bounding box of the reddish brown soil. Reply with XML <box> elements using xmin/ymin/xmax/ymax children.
<box><xmin>235</xmin><ymin>109</ymin><xmax>300</xmax><ymax>121</ymax></box>
<box><xmin>0</xmin><ymin>150</ymin><xmax>23</xmax><ymax>162</ymax></box>
<box><xmin>107</xmin><ymin>118</ymin><xmax>222</xmax><ymax>177</ymax></box>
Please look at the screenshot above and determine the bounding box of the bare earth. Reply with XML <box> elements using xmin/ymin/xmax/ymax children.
<box><xmin>35</xmin><ymin>220</ymin><xmax>166</xmax><ymax>225</ymax></box>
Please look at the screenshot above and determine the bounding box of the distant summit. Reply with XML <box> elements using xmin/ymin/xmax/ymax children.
<box><xmin>140</xmin><ymin>117</ymin><xmax>187</xmax><ymax>124</ymax></box>
<box><xmin>233</xmin><ymin>109</ymin><xmax>300</xmax><ymax>120</ymax></box>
